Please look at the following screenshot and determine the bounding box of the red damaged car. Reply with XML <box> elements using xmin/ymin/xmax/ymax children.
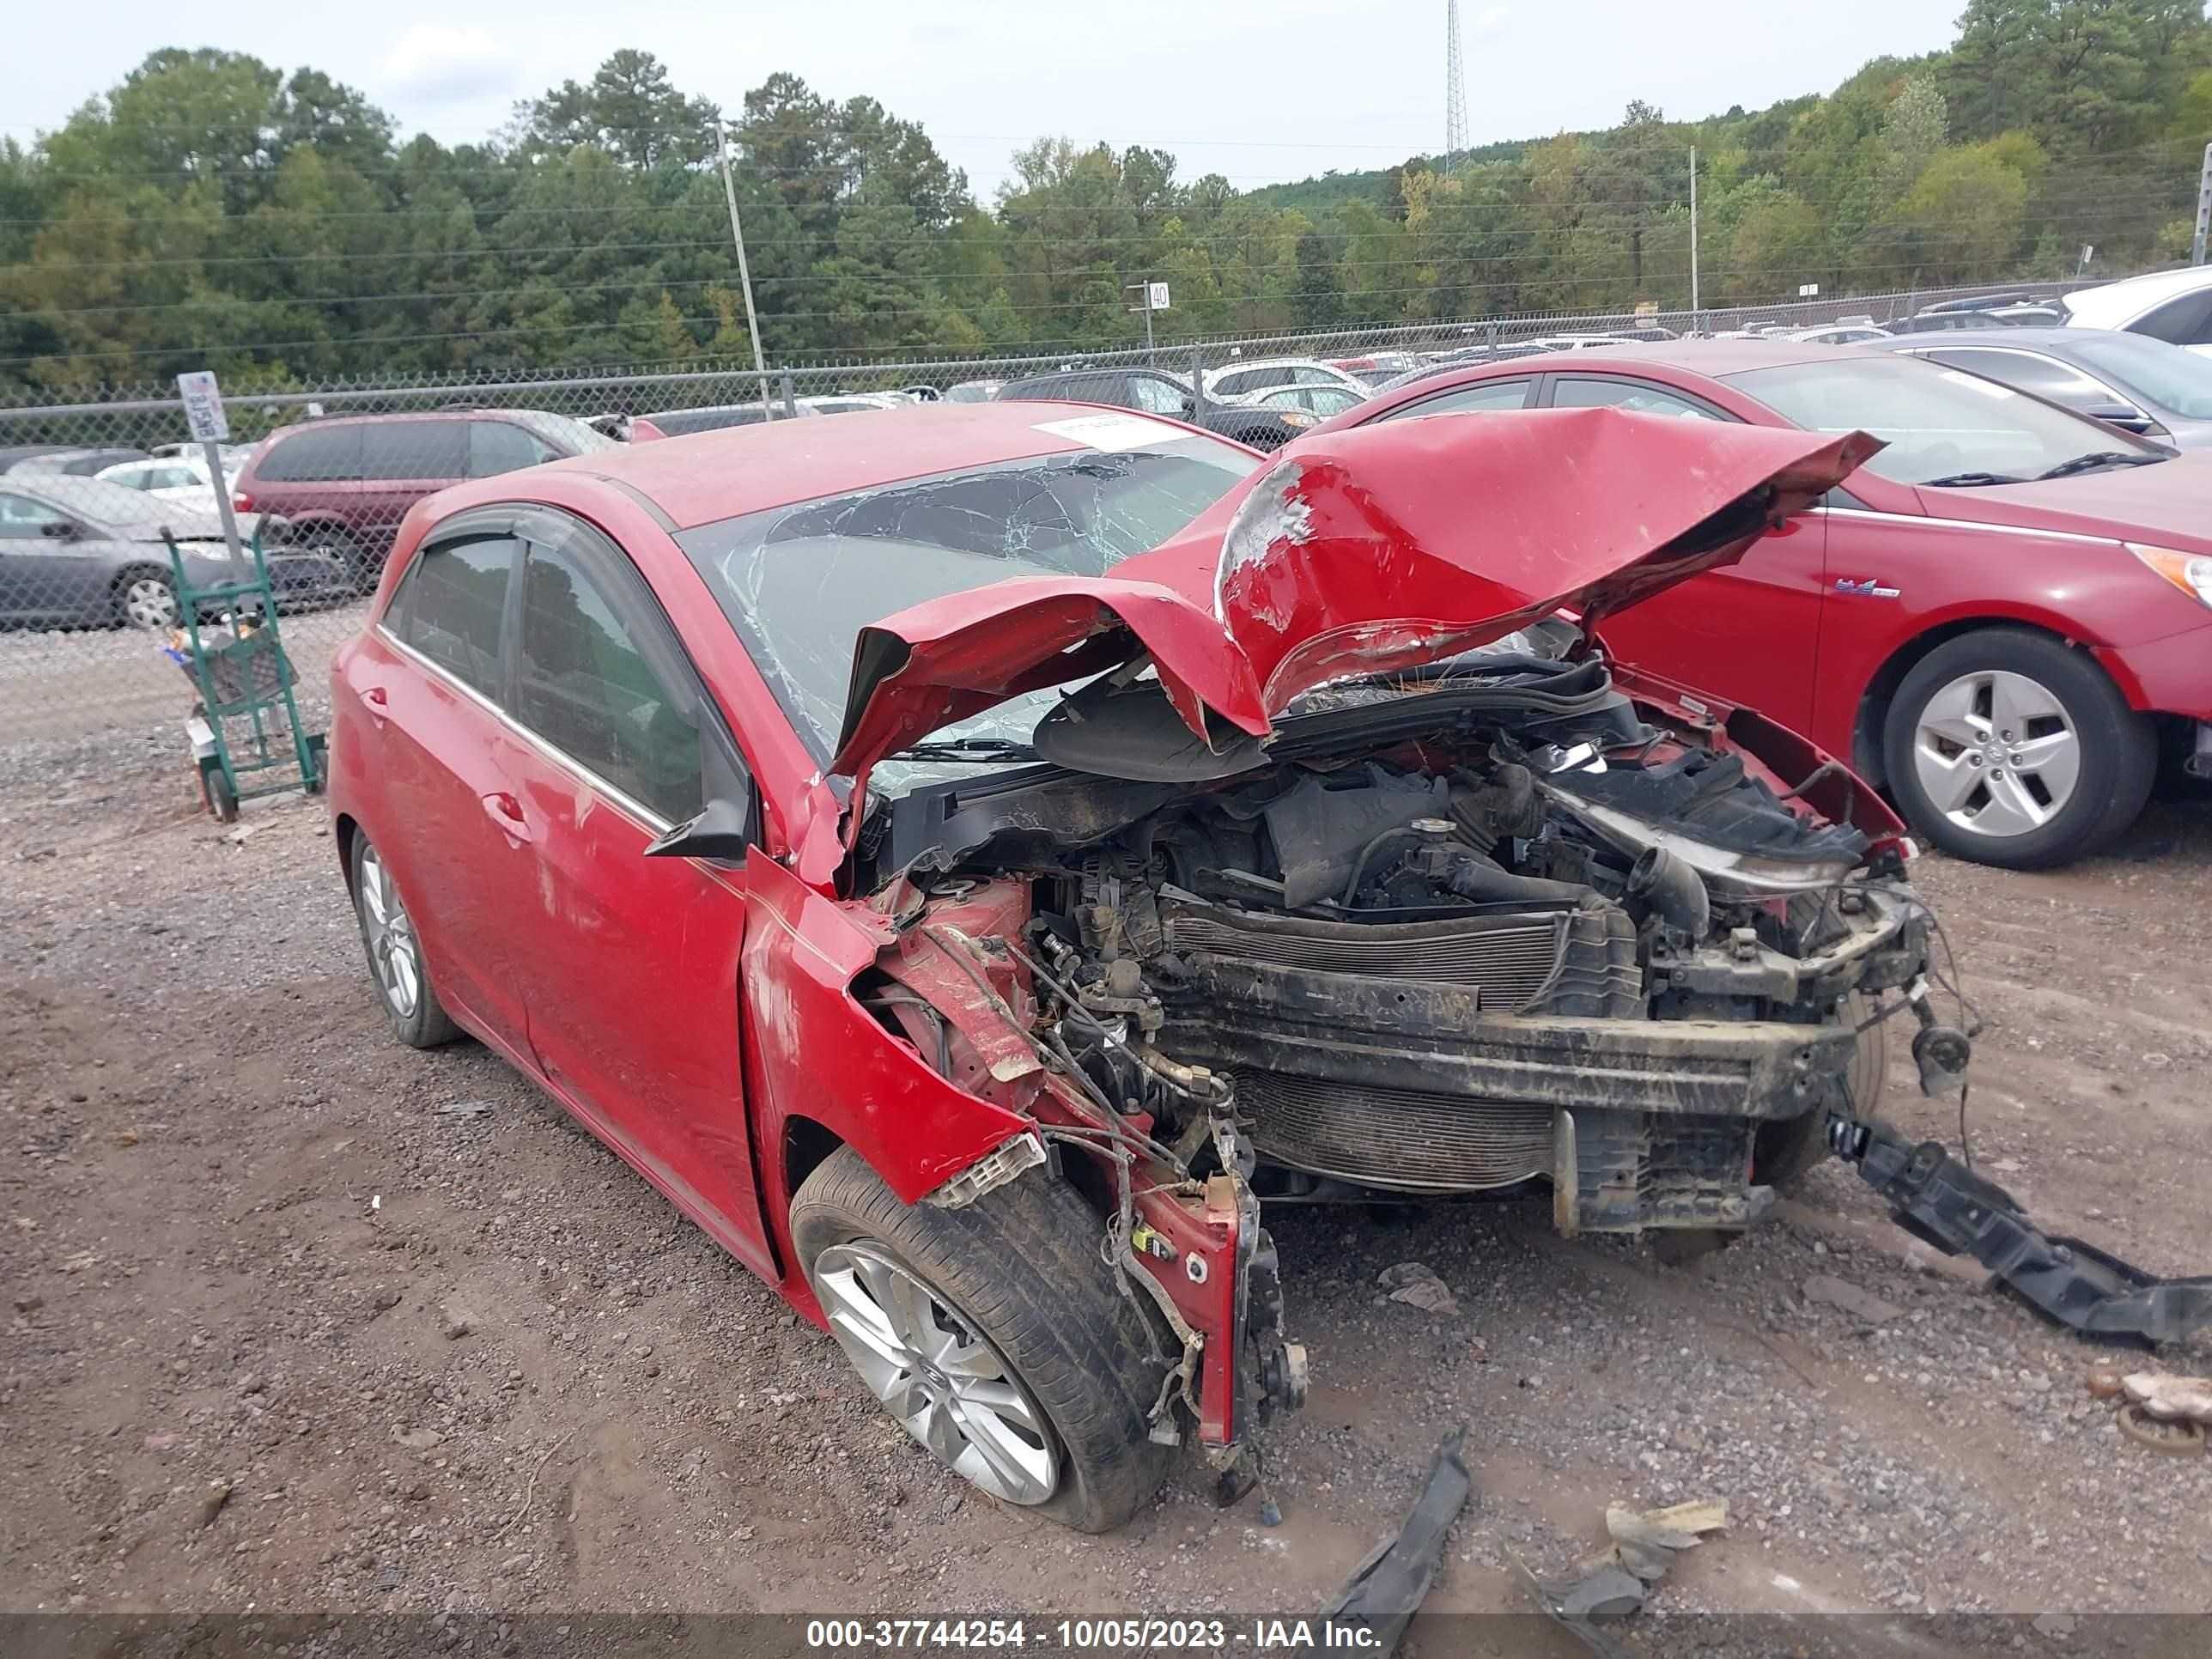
<box><xmin>325</xmin><ymin>403</ymin><xmax>1954</xmax><ymax>1530</ymax></box>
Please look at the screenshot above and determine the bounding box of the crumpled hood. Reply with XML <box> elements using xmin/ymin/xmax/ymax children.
<box><xmin>828</xmin><ymin>408</ymin><xmax>1878</xmax><ymax>787</ymax></box>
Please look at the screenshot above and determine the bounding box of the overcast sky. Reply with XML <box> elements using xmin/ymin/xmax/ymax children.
<box><xmin>4</xmin><ymin>0</ymin><xmax>1961</xmax><ymax>198</ymax></box>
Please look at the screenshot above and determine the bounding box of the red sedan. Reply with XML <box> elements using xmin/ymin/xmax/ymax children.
<box><xmin>1314</xmin><ymin>342</ymin><xmax>2212</xmax><ymax>867</ymax></box>
<box><xmin>327</xmin><ymin>402</ymin><xmax>1956</xmax><ymax>1529</ymax></box>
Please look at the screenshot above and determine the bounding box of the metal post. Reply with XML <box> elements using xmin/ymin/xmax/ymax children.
<box><xmin>1189</xmin><ymin>342</ymin><xmax>1207</xmax><ymax>416</ymax></box>
<box><xmin>780</xmin><ymin>370</ymin><xmax>798</xmax><ymax>419</ymax></box>
<box><xmin>1143</xmin><ymin>284</ymin><xmax>1158</xmax><ymax>365</ymax></box>
<box><xmin>2194</xmin><ymin>142</ymin><xmax>2212</xmax><ymax>267</ymax></box>
<box><xmin>716</xmin><ymin>121</ymin><xmax>774</xmax><ymax>418</ymax></box>
<box><xmin>203</xmin><ymin>437</ymin><xmax>251</xmax><ymax>581</ymax></box>
<box><xmin>1688</xmin><ymin>145</ymin><xmax>1699</xmax><ymax>314</ymax></box>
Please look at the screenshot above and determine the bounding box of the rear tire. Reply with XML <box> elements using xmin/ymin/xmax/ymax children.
<box><xmin>790</xmin><ymin>1146</ymin><xmax>1172</xmax><ymax>1533</ymax></box>
<box><xmin>305</xmin><ymin>527</ymin><xmax>372</xmax><ymax>592</ymax></box>
<box><xmin>1882</xmin><ymin>628</ymin><xmax>2154</xmax><ymax>869</ymax></box>
<box><xmin>349</xmin><ymin>833</ymin><xmax>462</xmax><ymax>1048</ymax></box>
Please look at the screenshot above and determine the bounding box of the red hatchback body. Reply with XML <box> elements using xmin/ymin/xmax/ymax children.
<box><xmin>326</xmin><ymin>403</ymin><xmax>1960</xmax><ymax>1529</ymax></box>
<box><xmin>1313</xmin><ymin>342</ymin><xmax>2212</xmax><ymax>867</ymax></box>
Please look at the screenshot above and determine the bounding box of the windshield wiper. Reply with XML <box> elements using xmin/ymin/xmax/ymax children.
<box><xmin>1920</xmin><ymin>471</ymin><xmax>2027</xmax><ymax>488</ymax></box>
<box><xmin>2035</xmin><ymin>450</ymin><xmax>2165</xmax><ymax>480</ymax></box>
<box><xmin>887</xmin><ymin>738</ymin><xmax>1041</xmax><ymax>763</ymax></box>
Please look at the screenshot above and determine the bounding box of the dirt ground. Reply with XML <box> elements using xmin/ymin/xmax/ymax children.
<box><xmin>4</xmin><ymin>735</ymin><xmax>2210</xmax><ymax>1652</ymax></box>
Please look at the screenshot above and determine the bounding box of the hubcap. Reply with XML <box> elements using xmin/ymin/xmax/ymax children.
<box><xmin>1911</xmin><ymin>669</ymin><xmax>2081</xmax><ymax>840</ymax></box>
<box><xmin>811</xmin><ymin>1242</ymin><xmax>1059</xmax><ymax>1506</ymax></box>
<box><xmin>123</xmin><ymin>577</ymin><xmax>177</xmax><ymax>630</ymax></box>
<box><xmin>357</xmin><ymin>846</ymin><xmax>422</xmax><ymax>1018</ymax></box>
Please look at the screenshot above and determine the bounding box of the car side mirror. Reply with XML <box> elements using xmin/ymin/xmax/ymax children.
<box><xmin>644</xmin><ymin>728</ymin><xmax>757</xmax><ymax>863</ymax></box>
<box><xmin>2083</xmin><ymin>402</ymin><xmax>2151</xmax><ymax>433</ymax></box>
<box><xmin>40</xmin><ymin>519</ymin><xmax>77</xmax><ymax>539</ymax></box>
<box><xmin>644</xmin><ymin>792</ymin><xmax>757</xmax><ymax>862</ymax></box>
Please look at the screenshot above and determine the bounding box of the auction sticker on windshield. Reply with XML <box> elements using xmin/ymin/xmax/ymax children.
<box><xmin>1032</xmin><ymin>413</ymin><xmax>1183</xmax><ymax>451</ymax></box>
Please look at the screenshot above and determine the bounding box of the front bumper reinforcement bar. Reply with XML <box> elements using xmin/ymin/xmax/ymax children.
<box><xmin>1828</xmin><ymin>1115</ymin><xmax>2212</xmax><ymax>1346</ymax></box>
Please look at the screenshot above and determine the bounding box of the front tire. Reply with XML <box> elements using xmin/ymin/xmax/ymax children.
<box><xmin>1882</xmin><ymin>628</ymin><xmax>2154</xmax><ymax>869</ymax></box>
<box><xmin>790</xmin><ymin>1146</ymin><xmax>1172</xmax><ymax>1533</ymax></box>
<box><xmin>349</xmin><ymin>834</ymin><xmax>462</xmax><ymax>1048</ymax></box>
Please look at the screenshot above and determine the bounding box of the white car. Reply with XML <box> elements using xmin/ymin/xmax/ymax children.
<box><xmin>1788</xmin><ymin>320</ymin><xmax>1893</xmax><ymax>345</ymax></box>
<box><xmin>95</xmin><ymin>455</ymin><xmax>232</xmax><ymax>514</ymax></box>
<box><xmin>1245</xmin><ymin>381</ymin><xmax>1370</xmax><ymax>420</ymax></box>
<box><xmin>1202</xmin><ymin>356</ymin><xmax>1369</xmax><ymax>403</ymax></box>
<box><xmin>2061</xmin><ymin>267</ymin><xmax>2212</xmax><ymax>357</ymax></box>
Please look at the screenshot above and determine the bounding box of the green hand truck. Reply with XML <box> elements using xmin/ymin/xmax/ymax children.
<box><xmin>163</xmin><ymin>528</ymin><xmax>326</xmax><ymax>823</ymax></box>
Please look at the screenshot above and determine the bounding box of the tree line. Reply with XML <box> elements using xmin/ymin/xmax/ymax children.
<box><xmin>3</xmin><ymin>0</ymin><xmax>2209</xmax><ymax>396</ymax></box>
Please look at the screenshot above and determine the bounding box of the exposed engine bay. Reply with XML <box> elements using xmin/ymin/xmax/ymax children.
<box><xmin>852</xmin><ymin>650</ymin><xmax>2212</xmax><ymax>1479</ymax></box>
<box><xmin>864</xmin><ymin>650</ymin><xmax>1941</xmax><ymax>1235</ymax></box>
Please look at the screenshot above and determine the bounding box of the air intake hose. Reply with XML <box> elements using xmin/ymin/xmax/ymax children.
<box><xmin>1443</xmin><ymin>854</ymin><xmax>1595</xmax><ymax>908</ymax></box>
<box><xmin>1626</xmin><ymin>845</ymin><xmax>1711</xmax><ymax>938</ymax></box>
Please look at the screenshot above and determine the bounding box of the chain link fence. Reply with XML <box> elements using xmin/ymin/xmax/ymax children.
<box><xmin>0</xmin><ymin>278</ymin><xmax>2089</xmax><ymax>752</ymax></box>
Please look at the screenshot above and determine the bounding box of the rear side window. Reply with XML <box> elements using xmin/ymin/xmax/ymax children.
<box><xmin>1552</xmin><ymin>377</ymin><xmax>1724</xmax><ymax>420</ymax></box>
<box><xmin>255</xmin><ymin>424</ymin><xmax>363</xmax><ymax>483</ymax></box>
<box><xmin>468</xmin><ymin>420</ymin><xmax>556</xmax><ymax>478</ymax></box>
<box><xmin>364</xmin><ymin>422</ymin><xmax>467</xmax><ymax>482</ymax></box>
<box><xmin>511</xmin><ymin>538</ymin><xmax>702</xmax><ymax>823</ymax></box>
<box><xmin>386</xmin><ymin>535</ymin><xmax>515</xmax><ymax>698</ymax></box>
<box><xmin>1383</xmin><ymin>379</ymin><xmax>1534</xmax><ymax>421</ymax></box>
<box><xmin>2135</xmin><ymin>290</ymin><xmax>2212</xmax><ymax>347</ymax></box>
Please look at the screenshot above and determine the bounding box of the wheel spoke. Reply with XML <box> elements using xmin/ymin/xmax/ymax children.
<box><xmin>1989</xmin><ymin>670</ymin><xmax>2063</xmax><ymax>738</ymax></box>
<box><xmin>2008</xmin><ymin>729</ymin><xmax>2081</xmax><ymax>800</ymax></box>
<box><xmin>951</xmin><ymin>1394</ymin><xmax>1053</xmax><ymax>1502</ymax></box>
<box><xmin>809</xmin><ymin>1242</ymin><xmax>1060</xmax><ymax>1508</ymax></box>
<box><xmin>1915</xmin><ymin>744</ymin><xmax>1985</xmax><ymax>813</ymax></box>
<box><xmin>1977</xmin><ymin>771</ymin><xmax>2049</xmax><ymax>835</ymax></box>
<box><xmin>1915</xmin><ymin>675</ymin><xmax>1989</xmax><ymax>750</ymax></box>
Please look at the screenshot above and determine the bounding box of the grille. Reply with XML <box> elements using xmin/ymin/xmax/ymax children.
<box><xmin>1235</xmin><ymin>1068</ymin><xmax>1553</xmax><ymax>1192</ymax></box>
<box><xmin>1164</xmin><ymin>910</ymin><xmax>1565</xmax><ymax>1007</ymax></box>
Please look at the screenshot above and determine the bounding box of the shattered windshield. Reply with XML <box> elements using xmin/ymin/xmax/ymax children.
<box><xmin>672</xmin><ymin>432</ymin><xmax>1259</xmax><ymax>792</ymax></box>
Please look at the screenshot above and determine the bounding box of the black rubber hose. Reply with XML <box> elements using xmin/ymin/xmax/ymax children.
<box><xmin>1443</xmin><ymin>858</ymin><xmax>1595</xmax><ymax>908</ymax></box>
<box><xmin>1626</xmin><ymin>845</ymin><xmax>1711</xmax><ymax>937</ymax></box>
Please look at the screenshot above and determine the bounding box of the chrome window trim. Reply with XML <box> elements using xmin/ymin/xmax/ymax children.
<box><xmin>1809</xmin><ymin>505</ymin><xmax>2119</xmax><ymax>548</ymax></box>
<box><xmin>375</xmin><ymin>622</ymin><xmax>673</xmax><ymax>835</ymax></box>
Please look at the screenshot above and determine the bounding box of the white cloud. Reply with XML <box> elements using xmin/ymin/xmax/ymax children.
<box><xmin>380</xmin><ymin>24</ymin><xmax>517</xmax><ymax>107</ymax></box>
<box><xmin>1473</xmin><ymin>5</ymin><xmax>1508</xmax><ymax>33</ymax></box>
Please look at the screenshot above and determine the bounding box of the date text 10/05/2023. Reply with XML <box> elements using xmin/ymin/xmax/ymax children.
<box><xmin>803</xmin><ymin>1620</ymin><xmax>1382</xmax><ymax>1650</ymax></box>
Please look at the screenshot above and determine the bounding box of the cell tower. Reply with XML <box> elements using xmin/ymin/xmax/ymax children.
<box><xmin>1444</xmin><ymin>0</ymin><xmax>1468</xmax><ymax>172</ymax></box>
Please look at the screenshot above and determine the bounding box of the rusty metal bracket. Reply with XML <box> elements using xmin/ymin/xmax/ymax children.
<box><xmin>1828</xmin><ymin>1115</ymin><xmax>2212</xmax><ymax>1346</ymax></box>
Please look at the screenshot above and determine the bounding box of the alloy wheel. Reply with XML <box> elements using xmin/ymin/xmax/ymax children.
<box><xmin>357</xmin><ymin>845</ymin><xmax>422</xmax><ymax>1018</ymax></box>
<box><xmin>1910</xmin><ymin>668</ymin><xmax>2081</xmax><ymax>840</ymax></box>
<box><xmin>122</xmin><ymin>576</ymin><xmax>179</xmax><ymax>630</ymax></box>
<box><xmin>812</xmin><ymin>1241</ymin><xmax>1060</xmax><ymax>1505</ymax></box>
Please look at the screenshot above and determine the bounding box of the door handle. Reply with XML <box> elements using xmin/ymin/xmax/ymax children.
<box><xmin>358</xmin><ymin>685</ymin><xmax>387</xmax><ymax>709</ymax></box>
<box><xmin>481</xmin><ymin>791</ymin><xmax>532</xmax><ymax>843</ymax></box>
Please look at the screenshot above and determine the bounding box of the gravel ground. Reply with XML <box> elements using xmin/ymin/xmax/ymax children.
<box><xmin>3</xmin><ymin>736</ymin><xmax>2209</xmax><ymax>1654</ymax></box>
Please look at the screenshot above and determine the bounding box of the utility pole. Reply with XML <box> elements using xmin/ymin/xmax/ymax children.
<box><xmin>716</xmin><ymin>121</ymin><xmax>774</xmax><ymax>418</ymax></box>
<box><xmin>2194</xmin><ymin>142</ymin><xmax>2212</xmax><ymax>267</ymax></box>
<box><xmin>1688</xmin><ymin>145</ymin><xmax>1700</xmax><ymax>317</ymax></box>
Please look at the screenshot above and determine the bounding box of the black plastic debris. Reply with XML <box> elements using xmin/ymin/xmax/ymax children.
<box><xmin>1317</xmin><ymin>1426</ymin><xmax>1472</xmax><ymax>1659</ymax></box>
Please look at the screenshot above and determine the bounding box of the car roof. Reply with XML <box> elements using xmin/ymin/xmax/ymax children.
<box><xmin>2064</xmin><ymin>266</ymin><xmax>2212</xmax><ymax>319</ymax></box>
<box><xmin>538</xmin><ymin>401</ymin><xmax>1209</xmax><ymax>530</ymax></box>
<box><xmin>1516</xmin><ymin>338</ymin><xmax>1867</xmax><ymax>375</ymax></box>
<box><xmin>1211</xmin><ymin>356</ymin><xmax>1342</xmax><ymax>373</ymax></box>
<box><xmin>1875</xmin><ymin>325</ymin><xmax>2131</xmax><ymax>351</ymax></box>
<box><xmin>264</xmin><ymin>407</ymin><xmax>552</xmax><ymax>434</ymax></box>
